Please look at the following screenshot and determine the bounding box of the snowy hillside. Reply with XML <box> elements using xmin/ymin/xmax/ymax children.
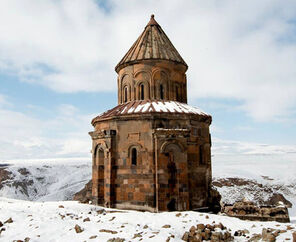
<box><xmin>212</xmin><ymin>154</ymin><xmax>296</xmax><ymax>223</ymax></box>
<box><xmin>0</xmin><ymin>154</ymin><xmax>295</xmax><ymax>223</ymax></box>
<box><xmin>0</xmin><ymin>158</ymin><xmax>91</xmax><ymax>202</ymax></box>
<box><xmin>0</xmin><ymin>197</ymin><xmax>295</xmax><ymax>241</ymax></box>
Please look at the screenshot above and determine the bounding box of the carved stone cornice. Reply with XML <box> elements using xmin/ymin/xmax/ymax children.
<box><xmin>89</xmin><ymin>129</ymin><xmax>116</xmax><ymax>140</ymax></box>
<box><xmin>153</xmin><ymin>128</ymin><xmax>190</xmax><ymax>138</ymax></box>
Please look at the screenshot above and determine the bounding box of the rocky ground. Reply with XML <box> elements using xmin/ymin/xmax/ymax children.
<box><xmin>212</xmin><ymin>176</ymin><xmax>296</xmax><ymax>224</ymax></box>
<box><xmin>0</xmin><ymin>197</ymin><xmax>296</xmax><ymax>242</ymax></box>
<box><xmin>213</xmin><ymin>177</ymin><xmax>294</xmax><ymax>208</ymax></box>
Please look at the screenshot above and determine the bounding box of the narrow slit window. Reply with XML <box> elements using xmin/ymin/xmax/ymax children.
<box><xmin>131</xmin><ymin>148</ymin><xmax>137</xmax><ymax>165</ymax></box>
<box><xmin>140</xmin><ymin>84</ymin><xmax>144</xmax><ymax>100</ymax></box>
<box><xmin>124</xmin><ymin>86</ymin><xmax>128</xmax><ymax>102</ymax></box>
<box><xmin>160</xmin><ymin>84</ymin><xmax>164</xmax><ymax>100</ymax></box>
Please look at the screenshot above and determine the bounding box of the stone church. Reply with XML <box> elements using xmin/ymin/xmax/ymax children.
<box><xmin>89</xmin><ymin>15</ymin><xmax>218</xmax><ymax>212</ymax></box>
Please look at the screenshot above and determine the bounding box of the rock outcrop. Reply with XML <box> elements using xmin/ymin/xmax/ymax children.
<box><xmin>208</xmin><ymin>186</ymin><xmax>222</xmax><ymax>213</ymax></box>
<box><xmin>222</xmin><ymin>200</ymin><xmax>290</xmax><ymax>223</ymax></box>
<box><xmin>73</xmin><ymin>180</ymin><xmax>92</xmax><ymax>204</ymax></box>
<box><xmin>182</xmin><ymin>222</ymin><xmax>233</xmax><ymax>241</ymax></box>
<box><xmin>0</xmin><ymin>167</ymin><xmax>12</xmax><ymax>190</ymax></box>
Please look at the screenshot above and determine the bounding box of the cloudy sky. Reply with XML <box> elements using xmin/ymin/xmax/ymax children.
<box><xmin>0</xmin><ymin>0</ymin><xmax>295</xmax><ymax>161</ymax></box>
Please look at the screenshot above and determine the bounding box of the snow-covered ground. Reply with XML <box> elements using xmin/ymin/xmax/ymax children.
<box><xmin>0</xmin><ymin>154</ymin><xmax>295</xmax><ymax>241</ymax></box>
<box><xmin>0</xmin><ymin>197</ymin><xmax>295</xmax><ymax>242</ymax></box>
<box><xmin>212</xmin><ymin>154</ymin><xmax>296</xmax><ymax>223</ymax></box>
<box><xmin>1</xmin><ymin>155</ymin><xmax>295</xmax><ymax>218</ymax></box>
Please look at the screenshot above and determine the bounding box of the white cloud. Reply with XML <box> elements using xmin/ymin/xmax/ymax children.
<box><xmin>0</xmin><ymin>104</ymin><xmax>93</xmax><ymax>160</ymax></box>
<box><xmin>0</xmin><ymin>0</ymin><xmax>296</xmax><ymax>121</ymax></box>
<box><xmin>212</xmin><ymin>137</ymin><xmax>296</xmax><ymax>156</ymax></box>
<box><xmin>0</xmin><ymin>95</ymin><xmax>5</xmax><ymax>107</ymax></box>
<box><xmin>1</xmin><ymin>95</ymin><xmax>295</xmax><ymax>160</ymax></box>
<box><xmin>0</xmin><ymin>94</ymin><xmax>11</xmax><ymax>108</ymax></box>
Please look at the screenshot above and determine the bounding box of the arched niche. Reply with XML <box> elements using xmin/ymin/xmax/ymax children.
<box><xmin>153</xmin><ymin>70</ymin><xmax>169</xmax><ymax>100</ymax></box>
<box><xmin>93</xmin><ymin>144</ymin><xmax>107</xmax><ymax>166</ymax></box>
<box><xmin>93</xmin><ymin>141</ymin><xmax>109</xmax><ymax>164</ymax></box>
<box><xmin>122</xmin><ymin>84</ymin><xmax>131</xmax><ymax>103</ymax></box>
<box><xmin>120</xmin><ymin>74</ymin><xmax>131</xmax><ymax>103</ymax></box>
<box><xmin>160</xmin><ymin>141</ymin><xmax>185</xmax><ymax>154</ymax></box>
<box><xmin>134</xmin><ymin>71</ymin><xmax>151</xmax><ymax>100</ymax></box>
<box><xmin>159</xmin><ymin>141</ymin><xmax>186</xmax><ymax>212</ymax></box>
<box><xmin>93</xmin><ymin>143</ymin><xmax>107</xmax><ymax>204</ymax></box>
<box><xmin>136</xmin><ymin>80</ymin><xmax>150</xmax><ymax>100</ymax></box>
<box><xmin>128</xmin><ymin>143</ymin><xmax>143</xmax><ymax>166</ymax></box>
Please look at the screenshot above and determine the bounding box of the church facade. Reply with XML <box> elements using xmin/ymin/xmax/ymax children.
<box><xmin>89</xmin><ymin>15</ymin><xmax>216</xmax><ymax>212</ymax></box>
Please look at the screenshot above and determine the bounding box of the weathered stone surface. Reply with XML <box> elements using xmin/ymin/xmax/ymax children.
<box><xmin>213</xmin><ymin>178</ymin><xmax>293</xmax><ymax>209</ymax></box>
<box><xmin>107</xmin><ymin>238</ymin><xmax>125</xmax><ymax>242</ymax></box>
<box><xmin>83</xmin><ymin>217</ymin><xmax>90</xmax><ymax>222</ymax></box>
<box><xmin>222</xmin><ymin>200</ymin><xmax>290</xmax><ymax>223</ymax></box>
<box><xmin>248</xmin><ymin>233</ymin><xmax>262</xmax><ymax>241</ymax></box>
<box><xmin>74</xmin><ymin>224</ymin><xmax>83</xmax><ymax>233</ymax></box>
<box><xmin>234</xmin><ymin>229</ymin><xmax>249</xmax><ymax>236</ymax></box>
<box><xmin>132</xmin><ymin>233</ymin><xmax>142</xmax><ymax>239</ymax></box>
<box><xmin>196</xmin><ymin>224</ymin><xmax>205</xmax><ymax>231</ymax></box>
<box><xmin>5</xmin><ymin>217</ymin><xmax>13</xmax><ymax>224</ymax></box>
<box><xmin>292</xmin><ymin>232</ymin><xmax>296</xmax><ymax>242</ymax></box>
<box><xmin>73</xmin><ymin>180</ymin><xmax>92</xmax><ymax>204</ymax></box>
<box><xmin>99</xmin><ymin>229</ymin><xmax>118</xmax><ymax>234</ymax></box>
<box><xmin>261</xmin><ymin>228</ymin><xmax>277</xmax><ymax>242</ymax></box>
<box><xmin>89</xmin><ymin>15</ymin><xmax>217</xmax><ymax>213</ymax></box>
<box><xmin>182</xmin><ymin>232</ymin><xmax>190</xmax><ymax>241</ymax></box>
<box><xmin>162</xmin><ymin>224</ymin><xmax>171</xmax><ymax>228</ymax></box>
<box><xmin>115</xmin><ymin>15</ymin><xmax>187</xmax><ymax>74</ymax></box>
<box><xmin>182</xmin><ymin>222</ymin><xmax>233</xmax><ymax>242</ymax></box>
<box><xmin>189</xmin><ymin>226</ymin><xmax>196</xmax><ymax>236</ymax></box>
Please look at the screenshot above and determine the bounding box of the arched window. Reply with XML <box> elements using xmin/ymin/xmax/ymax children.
<box><xmin>160</xmin><ymin>84</ymin><xmax>164</xmax><ymax>100</ymax></box>
<box><xmin>124</xmin><ymin>86</ymin><xmax>128</xmax><ymax>103</ymax></box>
<box><xmin>98</xmin><ymin>148</ymin><xmax>104</xmax><ymax>166</ymax></box>
<box><xmin>131</xmin><ymin>148</ymin><xmax>137</xmax><ymax>165</ymax></box>
<box><xmin>140</xmin><ymin>84</ymin><xmax>144</xmax><ymax>100</ymax></box>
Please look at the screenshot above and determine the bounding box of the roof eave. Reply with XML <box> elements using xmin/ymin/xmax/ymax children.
<box><xmin>115</xmin><ymin>58</ymin><xmax>188</xmax><ymax>73</ymax></box>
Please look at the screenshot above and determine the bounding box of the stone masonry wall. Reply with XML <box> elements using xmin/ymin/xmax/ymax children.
<box><xmin>90</xmin><ymin>113</ymin><xmax>212</xmax><ymax>212</ymax></box>
<box><xmin>118</xmin><ymin>61</ymin><xmax>187</xmax><ymax>104</ymax></box>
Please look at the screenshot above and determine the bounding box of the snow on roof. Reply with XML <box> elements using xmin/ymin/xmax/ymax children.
<box><xmin>92</xmin><ymin>100</ymin><xmax>210</xmax><ymax>124</ymax></box>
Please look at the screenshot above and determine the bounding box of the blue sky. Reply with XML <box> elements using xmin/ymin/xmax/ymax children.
<box><xmin>0</xmin><ymin>0</ymin><xmax>296</xmax><ymax>160</ymax></box>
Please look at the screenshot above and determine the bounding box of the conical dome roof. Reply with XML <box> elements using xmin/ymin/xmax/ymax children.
<box><xmin>115</xmin><ymin>15</ymin><xmax>188</xmax><ymax>73</ymax></box>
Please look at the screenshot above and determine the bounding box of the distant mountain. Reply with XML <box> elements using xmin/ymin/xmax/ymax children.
<box><xmin>0</xmin><ymin>156</ymin><xmax>295</xmax><ymax>223</ymax></box>
<box><xmin>0</xmin><ymin>158</ymin><xmax>91</xmax><ymax>202</ymax></box>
